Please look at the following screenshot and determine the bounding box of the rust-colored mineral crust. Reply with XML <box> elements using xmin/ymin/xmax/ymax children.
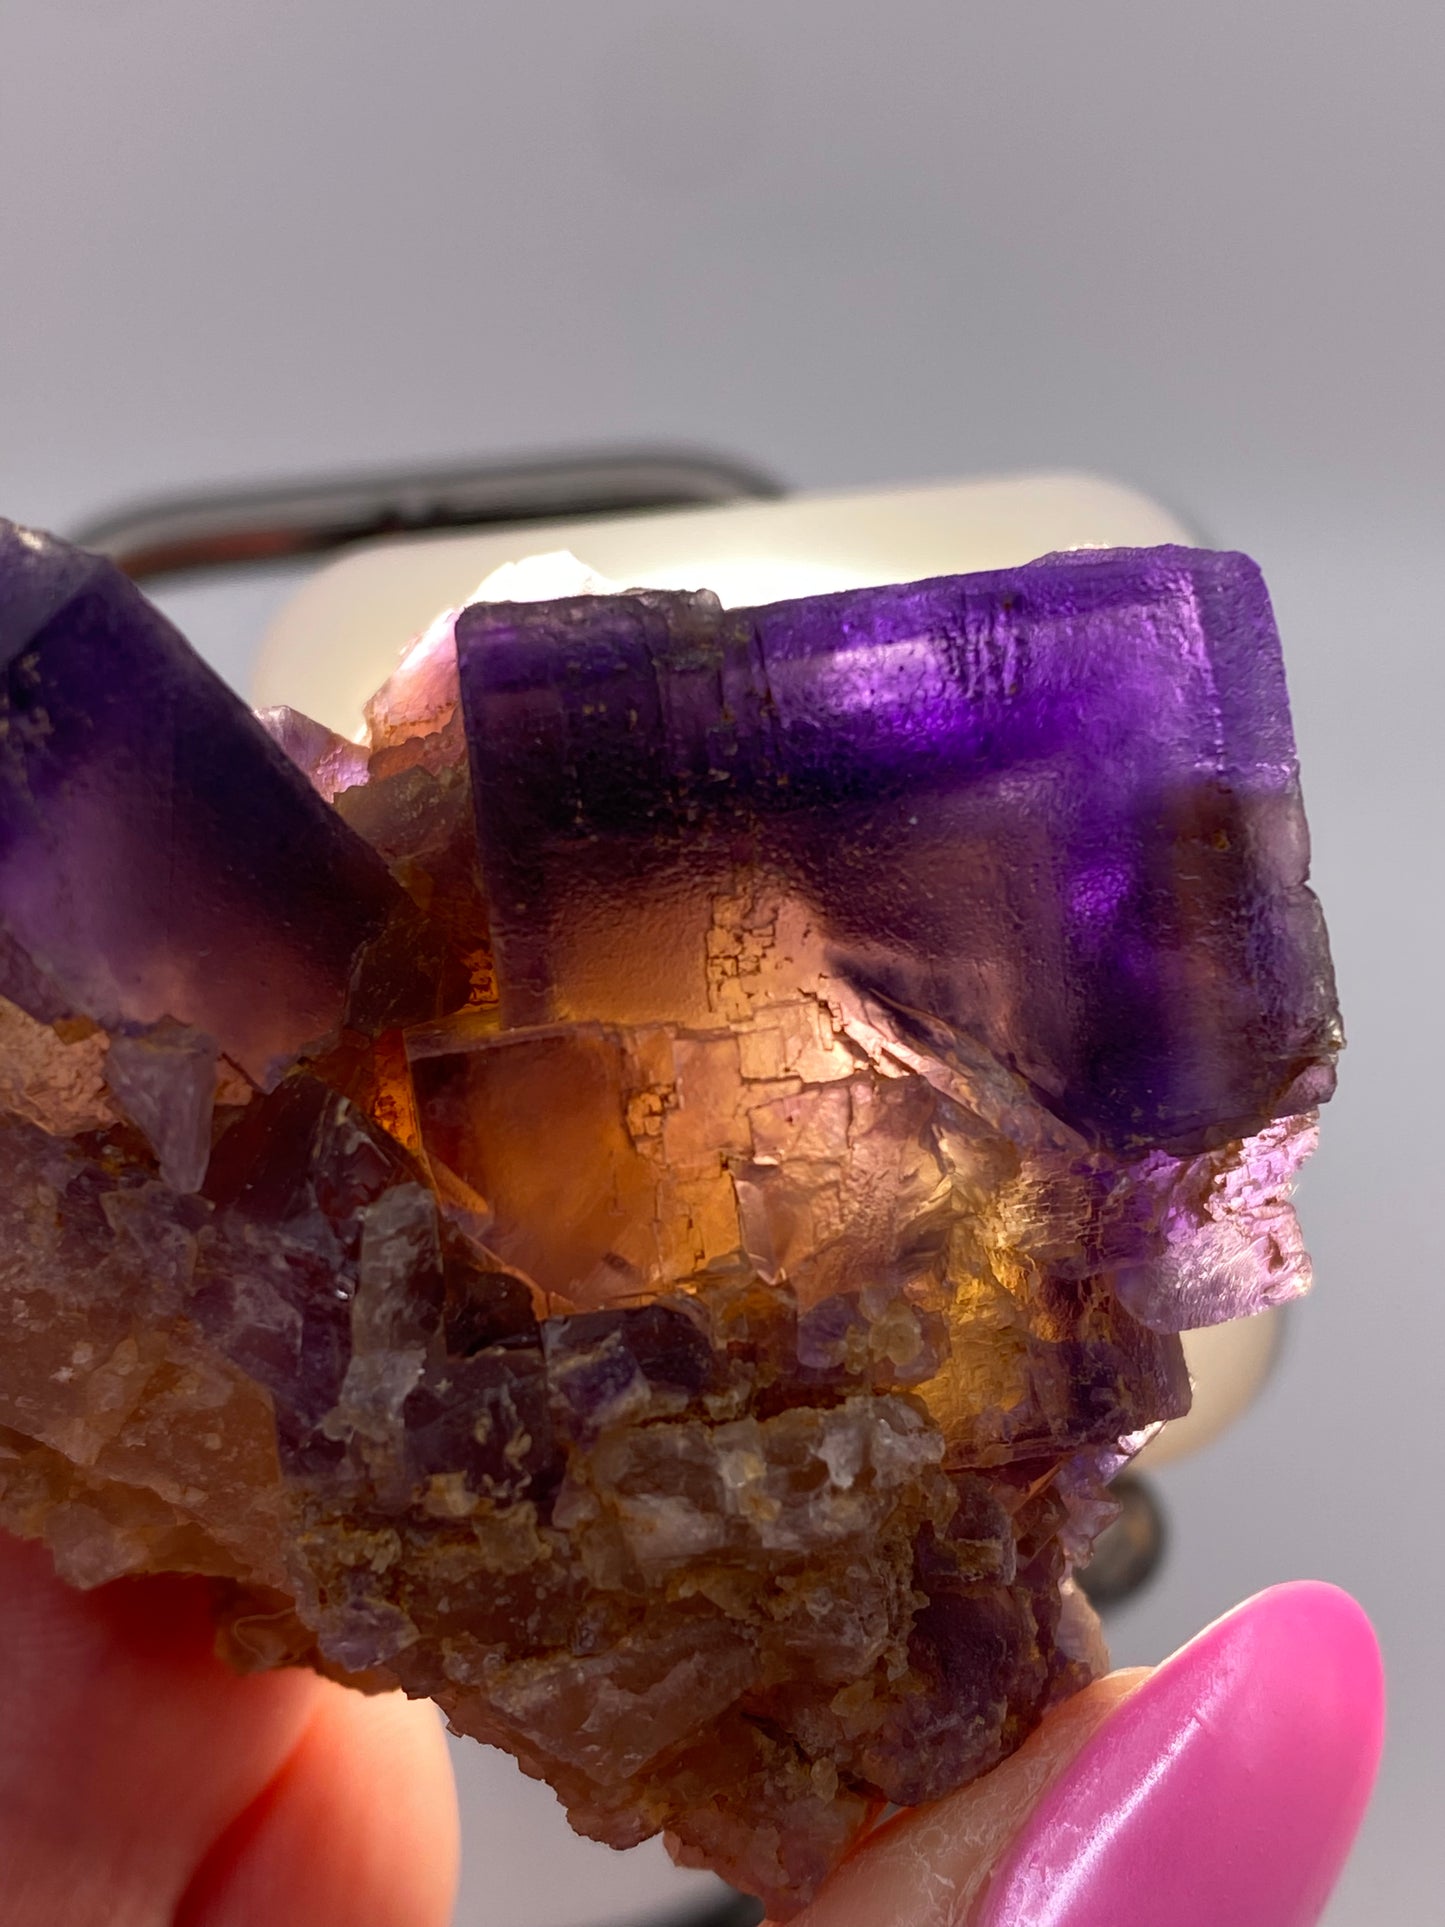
<box><xmin>0</xmin><ymin>524</ymin><xmax>1339</xmax><ymax>1915</ymax></box>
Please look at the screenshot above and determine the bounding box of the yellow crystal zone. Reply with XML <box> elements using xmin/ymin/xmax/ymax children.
<box><xmin>403</xmin><ymin>875</ymin><xmax>1148</xmax><ymax>1478</ymax></box>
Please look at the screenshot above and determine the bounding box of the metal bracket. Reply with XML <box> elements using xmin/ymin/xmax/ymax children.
<box><xmin>72</xmin><ymin>446</ymin><xmax>783</xmax><ymax>586</ymax></box>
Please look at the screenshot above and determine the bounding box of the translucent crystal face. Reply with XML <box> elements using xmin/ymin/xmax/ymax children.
<box><xmin>405</xmin><ymin>906</ymin><xmax>1187</xmax><ymax>1468</ymax></box>
<box><xmin>0</xmin><ymin>524</ymin><xmax>1338</xmax><ymax>1917</ymax></box>
<box><xmin>423</xmin><ymin>561</ymin><xmax>1333</xmax><ymax>1458</ymax></box>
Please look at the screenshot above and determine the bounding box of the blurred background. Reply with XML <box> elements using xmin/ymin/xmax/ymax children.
<box><xmin>2</xmin><ymin>5</ymin><xmax>1441</xmax><ymax>1922</ymax></box>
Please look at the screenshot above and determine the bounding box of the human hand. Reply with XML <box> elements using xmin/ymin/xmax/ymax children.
<box><xmin>0</xmin><ymin>1529</ymin><xmax>1381</xmax><ymax>1927</ymax></box>
<box><xmin>0</xmin><ymin>1531</ymin><xmax>458</xmax><ymax>1926</ymax></box>
<box><xmin>782</xmin><ymin>1580</ymin><xmax>1383</xmax><ymax>1927</ymax></box>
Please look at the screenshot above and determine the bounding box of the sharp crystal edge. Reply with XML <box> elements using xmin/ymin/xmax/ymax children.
<box><xmin>0</xmin><ymin>520</ymin><xmax>1339</xmax><ymax>1915</ymax></box>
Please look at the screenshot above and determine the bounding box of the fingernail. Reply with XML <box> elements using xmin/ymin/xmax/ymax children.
<box><xmin>973</xmin><ymin>1581</ymin><xmax>1384</xmax><ymax>1927</ymax></box>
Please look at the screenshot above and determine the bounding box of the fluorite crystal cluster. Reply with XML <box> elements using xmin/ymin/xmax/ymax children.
<box><xmin>0</xmin><ymin>522</ymin><xmax>1339</xmax><ymax>1915</ymax></box>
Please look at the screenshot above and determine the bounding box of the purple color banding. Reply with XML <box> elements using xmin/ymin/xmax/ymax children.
<box><xmin>457</xmin><ymin>547</ymin><xmax>1339</xmax><ymax>1152</ymax></box>
<box><xmin>0</xmin><ymin>521</ymin><xmax>448</xmax><ymax>1084</ymax></box>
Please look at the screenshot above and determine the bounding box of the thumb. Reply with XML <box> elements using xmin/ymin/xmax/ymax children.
<box><xmin>0</xmin><ymin>1531</ymin><xmax>457</xmax><ymax>1927</ymax></box>
<box><xmin>784</xmin><ymin>1582</ymin><xmax>1383</xmax><ymax>1927</ymax></box>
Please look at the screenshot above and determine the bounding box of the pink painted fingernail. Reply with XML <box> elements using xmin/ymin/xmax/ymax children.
<box><xmin>973</xmin><ymin>1582</ymin><xmax>1384</xmax><ymax>1927</ymax></box>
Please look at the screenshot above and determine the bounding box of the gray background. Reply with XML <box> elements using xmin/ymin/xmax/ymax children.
<box><xmin>2</xmin><ymin>4</ymin><xmax>1440</xmax><ymax>1922</ymax></box>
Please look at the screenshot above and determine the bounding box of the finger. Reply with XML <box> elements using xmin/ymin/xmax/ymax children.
<box><xmin>784</xmin><ymin>1581</ymin><xmax>1383</xmax><ymax>1927</ymax></box>
<box><xmin>774</xmin><ymin>1667</ymin><xmax>1149</xmax><ymax>1927</ymax></box>
<box><xmin>174</xmin><ymin>1674</ymin><xmax>457</xmax><ymax>1927</ymax></box>
<box><xmin>0</xmin><ymin>1532</ymin><xmax>457</xmax><ymax>1927</ymax></box>
<box><xmin>0</xmin><ymin>1531</ymin><xmax>318</xmax><ymax>1927</ymax></box>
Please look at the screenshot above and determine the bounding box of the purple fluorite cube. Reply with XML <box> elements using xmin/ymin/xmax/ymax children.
<box><xmin>458</xmin><ymin>547</ymin><xmax>1337</xmax><ymax>1152</ymax></box>
<box><xmin>0</xmin><ymin>522</ymin><xmax>459</xmax><ymax>1087</ymax></box>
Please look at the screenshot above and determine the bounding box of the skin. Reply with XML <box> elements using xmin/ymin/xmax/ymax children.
<box><xmin>0</xmin><ymin>1533</ymin><xmax>459</xmax><ymax>1927</ymax></box>
<box><xmin>778</xmin><ymin>1670</ymin><xmax>1150</xmax><ymax>1927</ymax></box>
<box><xmin>0</xmin><ymin>1527</ymin><xmax>1149</xmax><ymax>1927</ymax></box>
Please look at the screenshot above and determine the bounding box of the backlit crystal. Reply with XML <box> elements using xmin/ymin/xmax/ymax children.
<box><xmin>0</xmin><ymin>522</ymin><xmax>1338</xmax><ymax>1915</ymax></box>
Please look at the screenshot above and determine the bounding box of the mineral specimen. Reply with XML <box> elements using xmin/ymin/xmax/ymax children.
<box><xmin>0</xmin><ymin>521</ymin><xmax>1339</xmax><ymax>1915</ymax></box>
